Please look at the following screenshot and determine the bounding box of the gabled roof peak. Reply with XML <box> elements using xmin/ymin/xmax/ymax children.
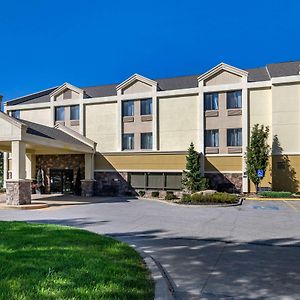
<box><xmin>49</xmin><ymin>82</ymin><xmax>84</xmax><ymax>98</ymax></box>
<box><xmin>197</xmin><ymin>62</ymin><xmax>248</xmax><ymax>82</ymax></box>
<box><xmin>116</xmin><ymin>73</ymin><xmax>157</xmax><ymax>91</ymax></box>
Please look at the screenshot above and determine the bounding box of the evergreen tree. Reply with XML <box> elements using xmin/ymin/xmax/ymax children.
<box><xmin>182</xmin><ymin>142</ymin><xmax>207</xmax><ymax>193</ymax></box>
<box><xmin>246</xmin><ymin>124</ymin><xmax>270</xmax><ymax>193</ymax></box>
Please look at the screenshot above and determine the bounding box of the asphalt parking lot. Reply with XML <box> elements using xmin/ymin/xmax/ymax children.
<box><xmin>1</xmin><ymin>196</ymin><xmax>300</xmax><ymax>299</ymax></box>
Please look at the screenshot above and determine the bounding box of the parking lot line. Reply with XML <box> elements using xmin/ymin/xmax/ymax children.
<box><xmin>283</xmin><ymin>200</ymin><xmax>299</xmax><ymax>212</ymax></box>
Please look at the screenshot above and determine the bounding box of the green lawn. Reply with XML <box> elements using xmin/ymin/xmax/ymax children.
<box><xmin>0</xmin><ymin>221</ymin><xmax>154</xmax><ymax>300</ymax></box>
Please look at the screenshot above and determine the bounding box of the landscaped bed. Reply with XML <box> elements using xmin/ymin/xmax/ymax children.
<box><xmin>0</xmin><ymin>221</ymin><xmax>154</xmax><ymax>300</ymax></box>
<box><xmin>179</xmin><ymin>192</ymin><xmax>240</xmax><ymax>205</ymax></box>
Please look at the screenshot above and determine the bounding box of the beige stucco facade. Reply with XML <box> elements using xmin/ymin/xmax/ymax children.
<box><xmin>4</xmin><ymin>62</ymin><xmax>300</xmax><ymax>195</ymax></box>
<box><xmin>85</xmin><ymin>102</ymin><xmax>118</xmax><ymax>152</ymax></box>
<box><xmin>20</xmin><ymin>108</ymin><xmax>52</xmax><ymax>126</ymax></box>
<box><xmin>158</xmin><ymin>95</ymin><xmax>199</xmax><ymax>151</ymax></box>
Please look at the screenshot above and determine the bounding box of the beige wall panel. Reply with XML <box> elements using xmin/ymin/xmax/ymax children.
<box><xmin>158</xmin><ymin>95</ymin><xmax>198</xmax><ymax>151</ymax></box>
<box><xmin>272</xmin><ymin>155</ymin><xmax>300</xmax><ymax>192</ymax></box>
<box><xmin>204</xmin><ymin>70</ymin><xmax>242</xmax><ymax>86</ymax></box>
<box><xmin>272</xmin><ymin>84</ymin><xmax>300</xmax><ymax>153</ymax></box>
<box><xmin>85</xmin><ymin>103</ymin><xmax>117</xmax><ymax>152</ymax></box>
<box><xmin>20</xmin><ymin>108</ymin><xmax>51</xmax><ymax>126</ymax></box>
<box><xmin>95</xmin><ymin>153</ymin><xmax>186</xmax><ymax>171</ymax></box>
<box><xmin>122</xmin><ymin>80</ymin><xmax>152</xmax><ymax>94</ymax></box>
<box><xmin>249</xmin><ymin>88</ymin><xmax>272</xmax><ymax>145</ymax></box>
<box><xmin>205</xmin><ymin>156</ymin><xmax>242</xmax><ymax>172</ymax></box>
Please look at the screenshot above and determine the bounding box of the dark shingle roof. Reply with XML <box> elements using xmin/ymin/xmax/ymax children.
<box><xmin>246</xmin><ymin>67</ymin><xmax>270</xmax><ymax>82</ymax></box>
<box><xmin>20</xmin><ymin>119</ymin><xmax>87</xmax><ymax>147</ymax></box>
<box><xmin>6</xmin><ymin>60</ymin><xmax>300</xmax><ymax>106</ymax></box>
<box><xmin>156</xmin><ymin>75</ymin><xmax>199</xmax><ymax>91</ymax></box>
<box><xmin>267</xmin><ymin>61</ymin><xmax>300</xmax><ymax>78</ymax></box>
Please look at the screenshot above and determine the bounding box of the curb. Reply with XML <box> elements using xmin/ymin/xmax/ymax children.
<box><xmin>0</xmin><ymin>202</ymin><xmax>49</xmax><ymax>210</ymax></box>
<box><xmin>130</xmin><ymin>245</ymin><xmax>176</xmax><ymax>300</ymax></box>
<box><xmin>138</xmin><ymin>197</ymin><xmax>244</xmax><ymax>208</ymax></box>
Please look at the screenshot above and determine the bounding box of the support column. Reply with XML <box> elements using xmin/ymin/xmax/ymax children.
<box><xmin>198</xmin><ymin>81</ymin><xmax>205</xmax><ymax>176</ymax></box>
<box><xmin>3</xmin><ymin>152</ymin><xmax>8</xmax><ymax>189</ymax></box>
<box><xmin>81</xmin><ymin>153</ymin><xmax>95</xmax><ymax>197</ymax></box>
<box><xmin>152</xmin><ymin>86</ymin><xmax>158</xmax><ymax>151</ymax></box>
<box><xmin>6</xmin><ymin>141</ymin><xmax>31</xmax><ymax>205</ymax></box>
<box><xmin>242</xmin><ymin>78</ymin><xmax>249</xmax><ymax>193</ymax></box>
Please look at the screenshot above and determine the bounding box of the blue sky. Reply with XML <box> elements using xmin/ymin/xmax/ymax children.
<box><xmin>1</xmin><ymin>0</ymin><xmax>300</xmax><ymax>101</ymax></box>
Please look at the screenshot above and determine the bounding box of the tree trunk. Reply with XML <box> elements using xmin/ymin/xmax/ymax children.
<box><xmin>255</xmin><ymin>182</ymin><xmax>259</xmax><ymax>194</ymax></box>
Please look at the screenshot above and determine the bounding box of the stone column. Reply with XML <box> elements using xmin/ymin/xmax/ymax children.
<box><xmin>81</xmin><ymin>153</ymin><xmax>95</xmax><ymax>197</ymax></box>
<box><xmin>6</xmin><ymin>141</ymin><xmax>31</xmax><ymax>205</ymax></box>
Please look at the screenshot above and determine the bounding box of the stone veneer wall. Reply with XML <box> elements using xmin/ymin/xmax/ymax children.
<box><xmin>36</xmin><ymin>154</ymin><xmax>85</xmax><ymax>193</ymax></box>
<box><xmin>6</xmin><ymin>180</ymin><xmax>31</xmax><ymax>205</ymax></box>
<box><xmin>205</xmin><ymin>172</ymin><xmax>242</xmax><ymax>193</ymax></box>
<box><xmin>94</xmin><ymin>172</ymin><xmax>133</xmax><ymax>196</ymax></box>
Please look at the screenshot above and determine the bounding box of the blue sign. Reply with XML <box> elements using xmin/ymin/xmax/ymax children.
<box><xmin>257</xmin><ymin>169</ymin><xmax>264</xmax><ymax>178</ymax></box>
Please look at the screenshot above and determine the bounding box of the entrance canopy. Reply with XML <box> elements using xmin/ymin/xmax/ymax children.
<box><xmin>0</xmin><ymin>112</ymin><xmax>96</xmax><ymax>155</ymax></box>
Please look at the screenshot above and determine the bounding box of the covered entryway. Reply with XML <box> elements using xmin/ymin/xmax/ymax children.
<box><xmin>50</xmin><ymin>169</ymin><xmax>74</xmax><ymax>194</ymax></box>
<box><xmin>0</xmin><ymin>112</ymin><xmax>97</xmax><ymax>205</ymax></box>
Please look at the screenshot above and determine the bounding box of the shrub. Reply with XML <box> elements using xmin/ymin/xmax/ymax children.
<box><xmin>181</xmin><ymin>194</ymin><xmax>192</xmax><ymax>203</ymax></box>
<box><xmin>180</xmin><ymin>192</ymin><xmax>238</xmax><ymax>204</ymax></box>
<box><xmin>139</xmin><ymin>191</ymin><xmax>146</xmax><ymax>197</ymax></box>
<box><xmin>0</xmin><ymin>188</ymin><xmax>6</xmax><ymax>193</ymax></box>
<box><xmin>165</xmin><ymin>192</ymin><xmax>177</xmax><ymax>200</ymax></box>
<box><xmin>151</xmin><ymin>191</ymin><xmax>159</xmax><ymax>198</ymax></box>
<box><xmin>259</xmin><ymin>191</ymin><xmax>292</xmax><ymax>198</ymax></box>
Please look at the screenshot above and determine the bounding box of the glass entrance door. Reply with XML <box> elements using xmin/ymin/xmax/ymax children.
<box><xmin>50</xmin><ymin>169</ymin><xmax>74</xmax><ymax>194</ymax></box>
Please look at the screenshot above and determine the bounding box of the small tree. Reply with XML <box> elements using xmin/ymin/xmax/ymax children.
<box><xmin>182</xmin><ymin>142</ymin><xmax>207</xmax><ymax>193</ymax></box>
<box><xmin>246</xmin><ymin>124</ymin><xmax>270</xmax><ymax>193</ymax></box>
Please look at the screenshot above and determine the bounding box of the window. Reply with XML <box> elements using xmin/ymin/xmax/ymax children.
<box><xmin>55</xmin><ymin>106</ymin><xmax>65</xmax><ymax>121</ymax></box>
<box><xmin>141</xmin><ymin>132</ymin><xmax>153</xmax><ymax>150</ymax></box>
<box><xmin>141</xmin><ymin>99</ymin><xmax>152</xmax><ymax>115</ymax></box>
<box><xmin>205</xmin><ymin>130</ymin><xmax>219</xmax><ymax>147</ymax></box>
<box><xmin>204</xmin><ymin>93</ymin><xmax>218</xmax><ymax>110</ymax></box>
<box><xmin>63</xmin><ymin>90</ymin><xmax>72</xmax><ymax>100</ymax></box>
<box><xmin>227</xmin><ymin>128</ymin><xmax>242</xmax><ymax>146</ymax></box>
<box><xmin>227</xmin><ymin>90</ymin><xmax>242</xmax><ymax>109</ymax></box>
<box><xmin>122</xmin><ymin>133</ymin><xmax>134</xmax><ymax>150</ymax></box>
<box><xmin>11</xmin><ymin>110</ymin><xmax>20</xmax><ymax>119</ymax></box>
<box><xmin>129</xmin><ymin>172</ymin><xmax>182</xmax><ymax>190</ymax></box>
<box><xmin>122</xmin><ymin>101</ymin><xmax>134</xmax><ymax>116</ymax></box>
<box><xmin>70</xmin><ymin>105</ymin><xmax>80</xmax><ymax>120</ymax></box>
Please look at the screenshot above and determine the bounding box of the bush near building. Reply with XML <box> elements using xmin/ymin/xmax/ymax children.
<box><xmin>180</xmin><ymin>192</ymin><xmax>239</xmax><ymax>204</ymax></box>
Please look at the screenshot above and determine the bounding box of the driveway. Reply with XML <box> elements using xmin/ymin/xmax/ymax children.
<box><xmin>1</xmin><ymin>196</ymin><xmax>300</xmax><ymax>299</ymax></box>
